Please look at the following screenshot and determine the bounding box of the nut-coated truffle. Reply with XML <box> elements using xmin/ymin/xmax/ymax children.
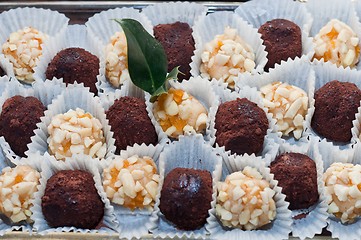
<box><xmin>311</xmin><ymin>80</ymin><xmax>361</xmax><ymax>142</ymax></box>
<box><xmin>106</xmin><ymin>96</ymin><xmax>157</xmax><ymax>154</ymax></box>
<box><xmin>41</xmin><ymin>170</ymin><xmax>104</xmax><ymax>229</ymax></box>
<box><xmin>0</xmin><ymin>95</ymin><xmax>45</xmax><ymax>157</ymax></box>
<box><xmin>215</xmin><ymin>98</ymin><xmax>268</xmax><ymax>155</ymax></box>
<box><xmin>270</xmin><ymin>152</ymin><xmax>319</xmax><ymax>210</ymax></box>
<box><xmin>45</xmin><ymin>47</ymin><xmax>99</xmax><ymax>94</ymax></box>
<box><xmin>153</xmin><ymin>22</ymin><xmax>195</xmax><ymax>81</ymax></box>
<box><xmin>258</xmin><ymin>19</ymin><xmax>302</xmax><ymax>71</ymax></box>
<box><xmin>159</xmin><ymin>168</ymin><xmax>212</xmax><ymax>230</ymax></box>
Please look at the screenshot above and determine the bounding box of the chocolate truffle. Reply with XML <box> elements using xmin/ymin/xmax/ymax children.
<box><xmin>311</xmin><ymin>80</ymin><xmax>361</xmax><ymax>142</ymax></box>
<box><xmin>215</xmin><ymin>98</ymin><xmax>268</xmax><ymax>155</ymax></box>
<box><xmin>106</xmin><ymin>97</ymin><xmax>157</xmax><ymax>154</ymax></box>
<box><xmin>258</xmin><ymin>19</ymin><xmax>302</xmax><ymax>71</ymax></box>
<box><xmin>159</xmin><ymin>168</ymin><xmax>212</xmax><ymax>230</ymax></box>
<box><xmin>153</xmin><ymin>22</ymin><xmax>195</xmax><ymax>81</ymax></box>
<box><xmin>41</xmin><ymin>170</ymin><xmax>104</xmax><ymax>229</ymax></box>
<box><xmin>0</xmin><ymin>95</ymin><xmax>45</xmax><ymax>157</ymax></box>
<box><xmin>270</xmin><ymin>153</ymin><xmax>319</xmax><ymax>210</ymax></box>
<box><xmin>45</xmin><ymin>47</ymin><xmax>99</xmax><ymax>94</ymax></box>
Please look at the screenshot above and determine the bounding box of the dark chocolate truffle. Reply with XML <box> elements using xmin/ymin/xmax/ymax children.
<box><xmin>153</xmin><ymin>22</ymin><xmax>195</xmax><ymax>81</ymax></box>
<box><xmin>311</xmin><ymin>80</ymin><xmax>361</xmax><ymax>142</ymax></box>
<box><xmin>41</xmin><ymin>170</ymin><xmax>104</xmax><ymax>229</ymax></box>
<box><xmin>0</xmin><ymin>95</ymin><xmax>45</xmax><ymax>157</ymax></box>
<box><xmin>45</xmin><ymin>47</ymin><xmax>99</xmax><ymax>94</ymax></box>
<box><xmin>270</xmin><ymin>152</ymin><xmax>319</xmax><ymax>210</ymax></box>
<box><xmin>258</xmin><ymin>19</ymin><xmax>302</xmax><ymax>71</ymax></box>
<box><xmin>159</xmin><ymin>168</ymin><xmax>212</xmax><ymax>230</ymax></box>
<box><xmin>215</xmin><ymin>98</ymin><xmax>268</xmax><ymax>155</ymax></box>
<box><xmin>106</xmin><ymin>96</ymin><xmax>157</xmax><ymax>154</ymax></box>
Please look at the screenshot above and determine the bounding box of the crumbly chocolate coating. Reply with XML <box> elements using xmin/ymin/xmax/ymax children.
<box><xmin>153</xmin><ymin>22</ymin><xmax>195</xmax><ymax>81</ymax></box>
<box><xmin>270</xmin><ymin>153</ymin><xmax>319</xmax><ymax>210</ymax></box>
<box><xmin>215</xmin><ymin>98</ymin><xmax>268</xmax><ymax>155</ymax></box>
<box><xmin>311</xmin><ymin>80</ymin><xmax>361</xmax><ymax>142</ymax></box>
<box><xmin>106</xmin><ymin>96</ymin><xmax>157</xmax><ymax>154</ymax></box>
<box><xmin>258</xmin><ymin>19</ymin><xmax>302</xmax><ymax>71</ymax></box>
<box><xmin>159</xmin><ymin>168</ymin><xmax>212</xmax><ymax>230</ymax></box>
<box><xmin>0</xmin><ymin>96</ymin><xmax>45</xmax><ymax>157</ymax></box>
<box><xmin>0</xmin><ymin>67</ymin><xmax>5</xmax><ymax>77</ymax></box>
<box><xmin>45</xmin><ymin>47</ymin><xmax>99</xmax><ymax>94</ymax></box>
<box><xmin>41</xmin><ymin>170</ymin><xmax>104</xmax><ymax>229</ymax></box>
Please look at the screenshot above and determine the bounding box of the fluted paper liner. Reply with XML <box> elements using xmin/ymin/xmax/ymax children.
<box><xmin>33</xmin><ymin>24</ymin><xmax>103</xmax><ymax>94</ymax></box>
<box><xmin>307</xmin><ymin>0</ymin><xmax>361</xmax><ymax>70</ymax></box>
<box><xmin>26</xmin><ymin>83</ymin><xmax>116</xmax><ymax>159</ymax></box>
<box><xmin>235</xmin><ymin>0</ymin><xmax>314</xmax><ymax>61</ymax></box>
<box><xmin>191</xmin><ymin>11</ymin><xmax>268</xmax><ymax>81</ymax></box>
<box><xmin>0</xmin><ymin>7</ymin><xmax>69</xmax><ymax>84</ymax></box>
<box><xmin>145</xmin><ymin>76</ymin><xmax>219</xmax><ymax>145</ymax></box>
<box><xmin>0</xmin><ymin>55</ymin><xmax>15</xmax><ymax>79</ymax></box>
<box><xmin>0</xmin><ymin>79</ymin><xmax>66</xmax><ymax>165</ymax></box>
<box><xmin>318</xmin><ymin>137</ymin><xmax>361</xmax><ymax>240</ymax></box>
<box><xmin>30</xmin><ymin>153</ymin><xmax>117</xmax><ymax>234</ymax></box>
<box><xmin>206</xmin><ymin>147</ymin><xmax>292</xmax><ymax>240</ymax></box>
<box><xmin>237</xmin><ymin>56</ymin><xmax>315</xmax><ymax>145</ymax></box>
<box><xmin>149</xmin><ymin>134</ymin><xmax>222</xmax><ymax>239</ymax></box>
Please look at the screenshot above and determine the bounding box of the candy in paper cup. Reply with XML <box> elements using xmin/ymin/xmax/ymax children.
<box><xmin>191</xmin><ymin>11</ymin><xmax>267</xmax><ymax>87</ymax></box>
<box><xmin>237</xmin><ymin>56</ymin><xmax>315</xmax><ymax>145</ymax></box>
<box><xmin>26</xmin><ymin>83</ymin><xmax>116</xmax><ymax>160</ymax></box>
<box><xmin>235</xmin><ymin>0</ymin><xmax>314</xmax><ymax>61</ymax></box>
<box><xmin>206</xmin><ymin>147</ymin><xmax>292</xmax><ymax>240</ymax></box>
<box><xmin>30</xmin><ymin>153</ymin><xmax>118</xmax><ymax>234</ymax></box>
<box><xmin>0</xmin><ymin>7</ymin><xmax>69</xmax><ymax>84</ymax></box>
<box><xmin>150</xmin><ymin>134</ymin><xmax>222</xmax><ymax>239</ymax></box>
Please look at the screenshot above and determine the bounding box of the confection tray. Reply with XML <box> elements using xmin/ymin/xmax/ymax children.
<box><xmin>0</xmin><ymin>1</ymin><xmax>331</xmax><ymax>239</ymax></box>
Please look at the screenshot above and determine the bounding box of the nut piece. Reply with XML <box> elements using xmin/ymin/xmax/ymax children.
<box><xmin>0</xmin><ymin>165</ymin><xmax>40</xmax><ymax>223</ymax></box>
<box><xmin>105</xmin><ymin>31</ymin><xmax>130</xmax><ymax>88</ymax></box>
<box><xmin>260</xmin><ymin>82</ymin><xmax>308</xmax><ymax>139</ymax></box>
<box><xmin>324</xmin><ymin>162</ymin><xmax>361</xmax><ymax>223</ymax></box>
<box><xmin>216</xmin><ymin>166</ymin><xmax>276</xmax><ymax>230</ymax></box>
<box><xmin>102</xmin><ymin>155</ymin><xmax>160</xmax><ymax>211</ymax></box>
<box><xmin>200</xmin><ymin>26</ymin><xmax>256</xmax><ymax>89</ymax></box>
<box><xmin>153</xmin><ymin>88</ymin><xmax>208</xmax><ymax>139</ymax></box>
<box><xmin>313</xmin><ymin>19</ymin><xmax>360</xmax><ymax>68</ymax></box>
<box><xmin>47</xmin><ymin>108</ymin><xmax>106</xmax><ymax>160</ymax></box>
<box><xmin>2</xmin><ymin>27</ymin><xmax>48</xmax><ymax>83</ymax></box>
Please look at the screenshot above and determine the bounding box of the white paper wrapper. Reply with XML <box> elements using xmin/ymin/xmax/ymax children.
<box><xmin>305</xmin><ymin>60</ymin><xmax>361</xmax><ymax>153</ymax></box>
<box><xmin>0</xmin><ymin>79</ymin><xmax>66</xmax><ymax>165</ymax></box>
<box><xmin>191</xmin><ymin>11</ymin><xmax>268</xmax><ymax>82</ymax></box>
<box><xmin>30</xmin><ymin>153</ymin><xmax>117</xmax><ymax>234</ymax></box>
<box><xmin>237</xmin><ymin>56</ymin><xmax>315</xmax><ymax>145</ymax></box>
<box><xmin>0</xmin><ymin>7</ymin><xmax>69</xmax><ymax>84</ymax></box>
<box><xmin>0</xmin><ymin>55</ymin><xmax>14</xmax><ymax>79</ymax></box>
<box><xmin>234</xmin><ymin>0</ymin><xmax>314</xmax><ymax>62</ymax></box>
<box><xmin>307</xmin><ymin>0</ymin><xmax>361</xmax><ymax>70</ymax></box>
<box><xmin>145</xmin><ymin>76</ymin><xmax>219</xmax><ymax>144</ymax></box>
<box><xmin>99</xmin><ymin>143</ymin><xmax>165</xmax><ymax>239</ymax></box>
<box><xmin>275</xmin><ymin>139</ymin><xmax>328</xmax><ymax>240</ymax></box>
<box><xmin>26</xmin><ymin>83</ymin><xmax>116</xmax><ymax>159</ymax></box>
<box><xmin>33</xmin><ymin>25</ymin><xmax>103</xmax><ymax>94</ymax></box>
<box><xmin>149</xmin><ymin>134</ymin><xmax>222</xmax><ymax>239</ymax></box>
<box><xmin>206</xmin><ymin>147</ymin><xmax>292</xmax><ymax>240</ymax></box>
<box><xmin>318</xmin><ymin>137</ymin><xmax>360</xmax><ymax>240</ymax></box>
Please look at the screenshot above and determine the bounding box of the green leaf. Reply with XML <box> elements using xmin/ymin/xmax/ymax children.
<box><xmin>115</xmin><ymin>18</ymin><xmax>168</xmax><ymax>95</ymax></box>
<box><xmin>166</xmin><ymin>66</ymin><xmax>180</xmax><ymax>81</ymax></box>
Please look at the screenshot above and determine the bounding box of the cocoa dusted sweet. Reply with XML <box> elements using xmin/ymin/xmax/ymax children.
<box><xmin>270</xmin><ymin>153</ymin><xmax>319</xmax><ymax>210</ymax></box>
<box><xmin>215</xmin><ymin>98</ymin><xmax>268</xmax><ymax>155</ymax></box>
<box><xmin>311</xmin><ymin>80</ymin><xmax>361</xmax><ymax>142</ymax></box>
<box><xmin>258</xmin><ymin>19</ymin><xmax>302</xmax><ymax>71</ymax></box>
<box><xmin>41</xmin><ymin>170</ymin><xmax>104</xmax><ymax>229</ymax></box>
<box><xmin>159</xmin><ymin>168</ymin><xmax>212</xmax><ymax>230</ymax></box>
<box><xmin>106</xmin><ymin>96</ymin><xmax>157</xmax><ymax>154</ymax></box>
<box><xmin>45</xmin><ymin>47</ymin><xmax>99</xmax><ymax>94</ymax></box>
<box><xmin>0</xmin><ymin>95</ymin><xmax>45</xmax><ymax>157</ymax></box>
<box><xmin>153</xmin><ymin>22</ymin><xmax>195</xmax><ymax>81</ymax></box>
